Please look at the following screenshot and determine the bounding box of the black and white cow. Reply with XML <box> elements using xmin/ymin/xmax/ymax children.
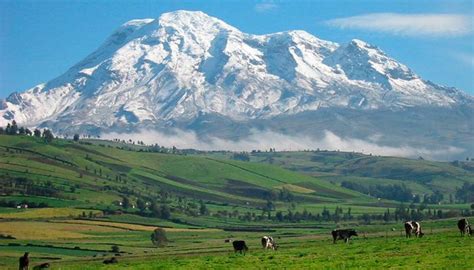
<box><xmin>457</xmin><ymin>218</ymin><xmax>472</xmax><ymax>236</ymax></box>
<box><xmin>232</xmin><ymin>240</ymin><xmax>249</xmax><ymax>254</ymax></box>
<box><xmin>331</xmin><ymin>229</ymin><xmax>358</xmax><ymax>244</ymax></box>
<box><xmin>261</xmin><ymin>236</ymin><xmax>278</xmax><ymax>250</ymax></box>
<box><xmin>404</xmin><ymin>221</ymin><xmax>424</xmax><ymax>238</ymax></box>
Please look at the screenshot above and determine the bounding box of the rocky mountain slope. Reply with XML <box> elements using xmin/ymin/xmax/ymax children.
<box><xmin>1</xmin><ymin>10</ymin><xmax>472</xmax><ymax>159</ymax></box>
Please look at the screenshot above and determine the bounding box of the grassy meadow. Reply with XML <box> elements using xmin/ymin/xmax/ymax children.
<box><xmin>0</xmin><ymin>135</ymin><xmax>473</xmax><ymax>269</ymax></box>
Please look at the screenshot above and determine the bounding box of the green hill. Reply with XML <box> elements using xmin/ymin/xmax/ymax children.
<box><xmin>204</xmin><ymin>150</ymin><xmax>474</xmax><ymax>198</ymax></box>
<box><xmin>1</xmin><ymin>135</ymin><xmax>473</xmax><ymax>269</ymax></box>
<box><xmin>0</xmin><ymin>135</ymin><xmax>370</xmax><ymax>216</ymax></box>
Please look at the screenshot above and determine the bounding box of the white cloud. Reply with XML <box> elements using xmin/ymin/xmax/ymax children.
<box><xmin>254</xmin><ymin>2</ymin><xmax>278</xmax><ymax>13</ymax></box>
<box><xmin>326</xmin><ymin>13</ymin><xmax>472</xmax><ymax>37</ymax></box>
<box><xmin>101</xmin><ymin>129</ymin><xmax>463</xmax><ymax>160</ymax></box>
<box><xmin>452</xmin><ymin>52</ymin><xmax>474</xmax><ymax>66</ymax></box>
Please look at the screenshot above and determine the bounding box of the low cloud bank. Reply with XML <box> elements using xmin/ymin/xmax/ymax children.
<box><xmin>101</xmin><ymin>129</ymin><xmax>463</xmax><ymax>160</ymax></box>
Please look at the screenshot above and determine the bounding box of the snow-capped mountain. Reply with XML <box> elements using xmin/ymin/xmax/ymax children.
<box><xmin>1</xmin><ymin>11</ymin><xmax>473</xmax><ymax>158</ymax></box>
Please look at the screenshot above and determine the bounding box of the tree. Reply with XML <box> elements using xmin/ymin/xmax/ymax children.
<box><xmin>136</xmin><ymin>198</ymin><xmax>146</xmax><ymax>212</ymax></box>
<box><xmin>9</xmin><ymin>121</ymin><xmax>18</xmax><ymax>135</ymax></box>
<box><xmin>73</xmin><ymin>134</ymin><xmax>80</xmax><ymax>142</ymax></box>
<box><xmin>121</xmin><ymin>197</ymin><xmax>131</xmax><ymax>209</ymax></box>
<box><xmin>199</xmin><ymin>200</ymin><xmax>208</xmax><ymax>215</ymax></box>
<box><xmin>160</xmin><ymin>204</ymin><xmax>171</xmax><ymax>219</ymax></box>
<box><xmin>111</xmin><ymin>245</ymin><xmax>120</xmax><ymax>253</ymax></box>
<box><xmin>456</xmin><ymin>183</ymin><xmax>474</xmax><ymax>203</ymax></box>
<box><xmin>265</xmin><ymin>200</ymin><xmax>274</xmax><ymax>212</ymax></box>
<box><xmin>274</xmin><ymin>211</ymin><xmax>283</xmax><ymax>222</ymax></box>
<box><xmin>150</xmin><ymin>201</ymin><xmax>161</xmax><ymax>218</ymax></box>
<box><xmin>33</xmin><ymin>129</ymin><xmax>41</xmax><ymax>137</ymax></box>
<box><xmin>42</xmin><ymin>129</ymin><xmax>54</xmax><ymax>143</ymax></box>
<box><xmin>151</xmin><ymin>228</ymin><xmax>168</xmax><ymax>247</ymax></box>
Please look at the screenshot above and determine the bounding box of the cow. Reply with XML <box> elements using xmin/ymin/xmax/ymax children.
<box><xmin>103</xmin><ymin>257</ymin><xmax>118</xmax><ymax>264</ymax></box>
<box><xmin>232</xmin><ymin>240</ymin><xmax>248</xmax><ymax>254</ymax></box>
<box><xmin>19</xmin><ymin>252</ymin><xmax>29</xmax><ymax>270</ymax></box>
<box><xmin>331</xmin><ymin>229</ymin><xmax>358</xmax><ymax>244</ymax></box>
<box><xmin>261</xmin><ymin>236</ymin><xmax>278</xmax><ymax>250</ymax></box>
<box><xmin>457</xmin><ymin>219</ymin><xmax>472</xmax><ymax>236</ymax></box>
<box><xmin>404</xmin><ymin>221</ymin><xmax>424</xmax><ymax>238</ymax></box>
<box><xmin>33</xmin><ymin>263</ymin><xmax>50</xmax><ymax>270</ymax></box>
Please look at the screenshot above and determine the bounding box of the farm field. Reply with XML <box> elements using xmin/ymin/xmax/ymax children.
<box><xmin>0</xmin><ymin>217</ymin><xmax>472</xmax><ymax>269</ymax></box>
<box><xmin>1</xmin><ymin>135</ymin><xmax>473</xmax><ymax>269</ymax></box>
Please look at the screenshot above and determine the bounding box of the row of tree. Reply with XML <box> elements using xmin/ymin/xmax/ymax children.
<box><xmin>340</xmin><ymin>182</ymin><xmax>448</xmax><ymax>204</ymax></box>
<box><xmin>0</xmin><ymin>199</ymin><xmax>49</xmax><ymax>208</ymax></box>
<box><xmin>0</xmin><ymin>121</ymin><xmax>55</xmax><ymax>143</ymax></box>
<box><xmin>0</xmin><ymin>176</ymin><xmax>61</xmax><ymax>197</ymax></box>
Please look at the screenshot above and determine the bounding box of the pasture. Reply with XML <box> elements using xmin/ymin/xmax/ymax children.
<box><xmin>0</xmin><ymin>218</ymin><xmax>472</xmax><ymax>269</ymax></box>
<box><xmin>1</xmin><ymin>135</ymin><xmax>473</xmax><ymax>269</ymax></box>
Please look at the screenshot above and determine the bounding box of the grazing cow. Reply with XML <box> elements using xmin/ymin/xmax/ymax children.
<box><xmin>457</xmin><ymin>218</ymin><xmax>472</xmax><ymax>236</ymax></box>
<box><xmin>33</xmin><ymin>263</ymin><xmax>50</xmax><ymax>270</ymax></box>
<box><xmin>103</xmin><ymin>257</ymin><xmax>118</xmax><ymax>264</ymax></box>
<box><xmin>19</xmin><ymin>252</ymin><xmax>29</xmax><ymax>270</ymax></box>
<box><xmin>404</xmin><ymin>221</ymin><xmax>424</xmax><ymax>238</ymax></box>
<box><xmin>332</xmin><ymin>229</ymin><xmax>358</xmax><ymax>244</ymax></box>
<box><xmin>232</xmin><ymin>240</ymin><xmax>248</xmax><ymax>254</ymax></box>
<box><xmin>261</xmin><ymin>236</ymin><xmax>278</xmax><ymax>250</ymax></box>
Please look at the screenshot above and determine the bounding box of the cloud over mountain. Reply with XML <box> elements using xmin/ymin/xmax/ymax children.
<box><xmin>0</xmin><ymin>10</ymin><xmax>472</xmax><ymax>160</ymax></box>
<box><xmin>326</xmin><ymin>13</ymin><xmax>472</xmax><ymax>37</ymax></box>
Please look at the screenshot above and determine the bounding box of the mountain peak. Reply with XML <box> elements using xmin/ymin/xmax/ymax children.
<box><xmin>158</xmin><ymin>10</ymin><xmax>237</xmax><ymax>32</ymax></box>
<box><xmin>349</xmin><ymin>38</ymin><xmax>372</xmax><ymax>48</ymax></box>
<box><xmin>0</xmin><ymin>10</ymin><xmax>471</xmax><ymax>132</ymax></box>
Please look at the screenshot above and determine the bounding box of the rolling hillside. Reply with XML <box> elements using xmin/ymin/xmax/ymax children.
<box><xmin>0</xmin><ymin>135</ymin><xmax>368</xmax><ymax>215</ymax></box>
<box><xmin>204</xmin><ymin>150</ymin><xmax>474</xmax><ymax>196</ymax></box>
<box><xmin>1</xmin><ymin>135</ymin><xmax>473</xmax><ymax>269</ymax></box>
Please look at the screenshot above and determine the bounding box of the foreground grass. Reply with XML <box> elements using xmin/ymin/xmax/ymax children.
<box><xmin>50</xmin><ymin>230</ymin><xmax>473</xmax><ymax>270</ymax></box>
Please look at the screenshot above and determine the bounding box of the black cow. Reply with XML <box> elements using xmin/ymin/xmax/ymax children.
<box><xmin>332</xmin><ymin>229</ymin><xmax>358</xmax><ymax>244</ymax></box>
<box><xmin>19</xmin><ymin>252</ymin><xmax>29</xmax><ymax>270</ymax></box>
<box><xmin>103</xmin><ymin>257</ymin><xmax>118</xmax><ymax>264</ymax></box>
<box><xmin>232</xmin><ymin>240</ymin><xmax>248</xmax><ymax>254</ymax></box>
<box><xmin>33</xmin><ymin>263</ymin><xmax>50</xmax><ymax>270</ymax></box>
<box><xmin>457</xmin><ymin>218</ymin><xmax>472</xmax><ymax>237</ymax></box>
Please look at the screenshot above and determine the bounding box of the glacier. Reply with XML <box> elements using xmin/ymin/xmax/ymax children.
<box><xmin>0</xmin><ymin>10</ymin><xmax>473</xmax><ymax>159</ymax></box>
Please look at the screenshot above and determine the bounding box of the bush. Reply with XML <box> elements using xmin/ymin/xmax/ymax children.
<box><xmin>151</xmin><ymin>228</ymin><xmax>168</xmax><ymax>247</ymax></box>
<box><xmin>111</xmin><ymin>245</ymin><xmax>120</xmax><ymax>253</ymax></box>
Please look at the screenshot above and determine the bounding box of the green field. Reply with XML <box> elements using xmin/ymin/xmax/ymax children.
<box><xmin>0</xmin><ymin>218</ymin><xmax>472</xmax><ymax>269</ymax></box>
<box><xmin>0</xmin><ymin>135</ymin><xmax>473</xmax><ymax>269</ymax></box>
<box><xmin>204</xmin><ymin>150</ymin><xmax>474</xmax><ymax>195</ymax></box>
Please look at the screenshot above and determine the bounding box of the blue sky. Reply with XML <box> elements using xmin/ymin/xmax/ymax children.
<box><xmin>0</xmin><ymin>0</ymin><xmax>473</xmax><ymax>98</ymax></box>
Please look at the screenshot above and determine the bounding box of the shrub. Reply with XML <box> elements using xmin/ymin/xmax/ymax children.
<box><xmin>151</xmin><ymin>228</ymin><xmax>168</xmax><ymax>247</ymax></box>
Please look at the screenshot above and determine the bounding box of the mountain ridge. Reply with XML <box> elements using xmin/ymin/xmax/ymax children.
<box><xmin>0</xmin><ymin>10</ymin><xmax>472</xmax><ymax>159</ymax></box>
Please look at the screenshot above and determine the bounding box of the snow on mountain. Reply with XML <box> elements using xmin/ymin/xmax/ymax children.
<box><xmin>0</xmin><ymin>10</ymin><xmax>472</xmax><ymax>130</ymax></box>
